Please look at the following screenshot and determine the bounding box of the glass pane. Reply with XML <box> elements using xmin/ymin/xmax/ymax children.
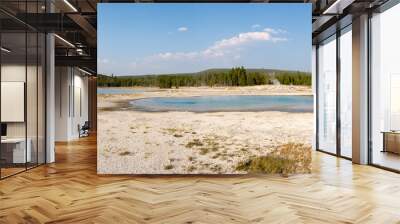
<box><xmin>27</xmin><ymin>31</ymin><xmax>38</xmax><ymax>169</ymax></box>
<box><xmin>1</xmin><ymin>31</ymin><xmax>27</xmax><ymax>177</ymax></box>
<box><xmin>340</xmin><ymin>27</ymin><xmax>352</xmax><ymax>158</ymax></box>
<box><xmin>318</xmin><ymin>35</ymin><xmax>337</xmax><ymax>154</ymax></box>
<box><xmin>38</xmin><ymin>33</ymin><xmax>45</xmax><ymax>165</ymax></box>
<box><xmin>371</xmin><ymin>4</ymin><xmax>400</xmax><ymax>171</ymax></box>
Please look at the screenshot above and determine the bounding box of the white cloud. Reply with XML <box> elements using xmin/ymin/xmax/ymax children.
<box><xmin>277</xmin><ymin>29</ymin><xmax>287</xmax><ymax>34</ymax></box>
<box><xmin>156</xmin><ymin>51</ymin><xmax>199</xmax><ymax>60</ymax></box>
<box><xmin>143</xmin><ymin>29</ymin><xmax>287</xmax><ymax>63</ymax></box>
<box><xmin>129</xmin><ymin>61</ymin><xmax>137</xmax><ymax>68</ymax></box>
<box><xmin>263</xmin><ymin>28</ymin><xmax>287</xmax><ymax>34</ymax></box>
<box><xmin>271</xmin><ymin>37</ymin><xmax>288</xmax><ymax>42</ymax></box>
<box><xmin>251</xmin><ymin>24</ymin><xmax>261</xmax><ymax>29</ymax></box>
<box><xmin>204</xmin><ymin>32</ymin><xmax>271</xmax><ymax>56</ymax></box>
<box><xmin>177</xmin><ymin>27</ymin><xmax>188</xmax><ymax>32</ymax></box>
<box><xmin>99</xmin><ymin>58</ymin><xmax>109</xmax><ymax>64</ymax></box>
<box><xmin>98</xmin><ymin>26</ymin><xmax>298</xmax><ymax>75</ymax></box>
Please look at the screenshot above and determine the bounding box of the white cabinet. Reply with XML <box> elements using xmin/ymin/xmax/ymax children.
<box><xmin>1</xmin><ymin>138</ymin><xmax>32</xmax><ymax>163</ymax></box>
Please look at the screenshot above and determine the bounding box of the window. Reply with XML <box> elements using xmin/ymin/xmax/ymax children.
<box><xmin>339</xmin><ymin>26</ymin><xmax>352</xmax><ymax>158</ymax></box>
<box><xmin>0</xmin><ymin>2</ymin><xmax>46</xmax><ymax>179</ymax></box>
<box><xmin>370</xmin><ymin>2</ymin><xmax>400</xmax><ymax>171</ymax></box>
<box><xmin>317</xmin><ymin>35</ymin><xmax>337</xmax><ymax>154</ymax></box>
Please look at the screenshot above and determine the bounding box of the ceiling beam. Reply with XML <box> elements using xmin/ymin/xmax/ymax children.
<box><xmin>67</xmin><ymin>13</ymin><xmax>97</xmax><ymax>39</ymax></box>
<box><xmin>55</xmin><ymin>55</ymin><xmax>96</xmax><ymax>72</ymax></box>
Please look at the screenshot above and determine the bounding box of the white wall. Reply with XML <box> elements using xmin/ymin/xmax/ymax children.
<box><xmin>1</xmin><ymin>64</ymin><xmax>25</xmax><ymax>81</ymax></box>
<box><xmin>71</xmin><ymin>73</ymin><xmax>89</xmax><ymax>138</ymax></box>
<box><xmin>1</xmin><ymin>65</ymin><xmax>31</xmax><ymax>138</ymax></box>
<box><xmin>1</xmin><ymin>63</ymin><xmax>46</xmax><ymax>164</ymax></box>
<box><xmin>1</xmin><ymin>65</ymin><xmax>26</xmax><ymax>144</ymax></box>
<box><xmin>75</xmin><ymin>71</ymin><xmax>89</xmax><ymax>139</ymax></box>
<box><xmin>55</xmin><ymin>66</ymin><xmax>70</xmax><ymax>141</ymax></box>
<box><xmin>55</xmin><ymin>67</ymin><xmax>89</xmax><ymax>141</ymax></box>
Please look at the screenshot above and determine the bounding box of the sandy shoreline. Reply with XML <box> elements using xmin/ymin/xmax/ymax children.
<box><xmin>98</xmin><ymin>85</ymin><xmax>312</xmax><ymax>108</ymax></box>
<box><xmin>97</xmin><ymin>85</ymin><xmax>313</xmax><ymax>174</ymax></box>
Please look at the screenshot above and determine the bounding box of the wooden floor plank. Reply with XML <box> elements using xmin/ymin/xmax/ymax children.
<box><xmin>0</xmin><ymin>134</ymin><xmax>400</xmax><ymax>223</ymax></box>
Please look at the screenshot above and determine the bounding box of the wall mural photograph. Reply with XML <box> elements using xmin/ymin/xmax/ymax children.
<box><xmin>97</xmin><ymin>3</ymin><xmax>312</xmax><ymax>174</ymax></box>
<box><xmin>5</xmin><ymin>0</ymin><xmax>400</xmax><ymax>222</ymax></box>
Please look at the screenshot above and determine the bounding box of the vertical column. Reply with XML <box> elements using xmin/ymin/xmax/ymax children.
<box><xmin>336</xmin><ymin>30</ymin><xmax>341</xmax><ymax>156</ymax></box>
<box><xmin>46</xmin><ymin>33</ymin><xmax>55</xmax><ymax>163</ymax></box>
<box><xmin>352</xmin><ymin>14</ymin><xmax>369</xmax><ymax>164</ymax></box>
<box><xmin>312</xmin><ymin>45</ymin><xmax>317</xmax><ymax>150</ymax></box>
<box><xmin>45</xmin><ymin>0</ymin><xmax>55</xmax><ymax>163</ymax></box>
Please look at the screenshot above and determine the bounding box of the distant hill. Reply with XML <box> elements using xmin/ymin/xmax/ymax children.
<box><xmin>116</xmin><ymin>68</ymin><xmax>310</xmax><ymax>78</ymax></box>
<box><xmin>197</xmin><ymin>68</ymin><xmax>306</xmax><ymax>75</ymax></box>
<box><xmin>98</xmin><ymin>67</ymin><xmax>311</xmax><ymax>88</ymax></box>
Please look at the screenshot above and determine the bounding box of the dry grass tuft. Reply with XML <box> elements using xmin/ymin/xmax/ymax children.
<box><xmin>199</xmin><ymin>148</ymin><xmax>210</xmax><ymax>155</ymax></box>
<box><xmin>187</xmin><ymin>165</ymin><xmax>196</xmax><ymax>172</ymax></box>
<box><xmin>119</xmin><ymin>151</ymin><xmax>133</xmax><ymax>156</ymax></box>
<box><xmin>164</xmin><ymin>164</ymin><xmax>174</xmax><ymax>170</ymax></box>
<box><xmin>210</xmin><ymin>164</ymin><xmax>222</xmax><ymax>173</ymax></box>
<box><xmin>185</xmin><ymin>139</ymin><xmax>204</xmax><ymax>148</ymax></box>
<box><xmin>236</xmin><ymin>143</ymin><xmax>311</xmax><ymax>176</ymax></box>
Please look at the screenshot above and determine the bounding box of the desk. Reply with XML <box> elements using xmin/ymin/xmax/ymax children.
<box><xmin>1</xmin><ymin>138</ymin><xmax>31</xmax><ymax>163</ymax></box>
<box><xmin>382</xmin><ymin>131</ymin><xmax>400</xmax><ymax>154</ymax></box>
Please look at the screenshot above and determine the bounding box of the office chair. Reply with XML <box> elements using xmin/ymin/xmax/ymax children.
<box><xmin>79</xmin><ymin>121</ymin><xmax>90</xmax><ymax>138</ymax></box>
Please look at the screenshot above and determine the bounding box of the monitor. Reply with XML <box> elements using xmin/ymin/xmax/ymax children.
<box><xmin>1</xmin><ymin>123</ymin><xmax>7</xmax><ymax>137</ymax></box>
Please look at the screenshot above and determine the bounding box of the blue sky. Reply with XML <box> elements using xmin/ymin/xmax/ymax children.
<box><xmin>98</xmin><ymin>4</ymin><xmax>311</xmax><ymax>76</ymax></box>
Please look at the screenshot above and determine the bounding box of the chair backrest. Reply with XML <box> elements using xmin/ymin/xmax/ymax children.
<box><xmin>82</xmin><ymin>121</ymin><xmax>90</xmax><ymax>129</ymax></box>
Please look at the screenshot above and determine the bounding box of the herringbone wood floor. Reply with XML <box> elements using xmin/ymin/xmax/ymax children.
<box><xmin>1</xmin><ymin>135</ymin><xmax>400</xmax><ymax>224</ymax></box>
